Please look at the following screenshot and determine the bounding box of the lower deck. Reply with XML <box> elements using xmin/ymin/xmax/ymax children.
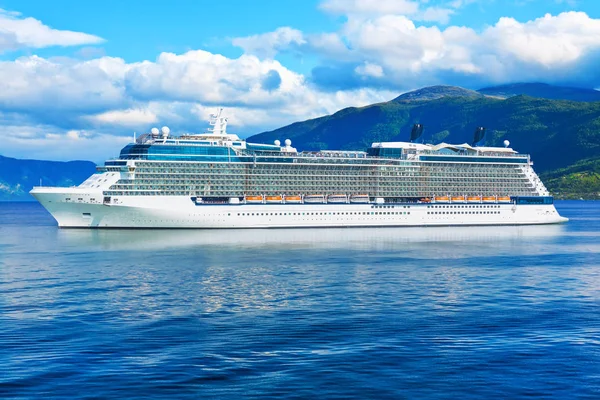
<box><xmin>30</xmin><ymin>190</ymin><xmax>567</xmax><ymax>228</ymax></box>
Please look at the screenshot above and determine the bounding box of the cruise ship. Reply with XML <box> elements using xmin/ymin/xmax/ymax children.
<box><xmin>31</xmin><ymin>110</ymin><xmax>568</xmax><ymax>228</ymax></box>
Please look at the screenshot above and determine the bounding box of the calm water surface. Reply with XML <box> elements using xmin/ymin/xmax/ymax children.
<box><xmin>0</xmin><ymin>201</ymin><xmax>599</xmax><ymax>399</ymax></box>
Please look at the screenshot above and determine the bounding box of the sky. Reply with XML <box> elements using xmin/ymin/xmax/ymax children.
<box><xmin>1</xmin><ymin>0</ymin><xmax>600</xmax><ymax>162</ymax></box>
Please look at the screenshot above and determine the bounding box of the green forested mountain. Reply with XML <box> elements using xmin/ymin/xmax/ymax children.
<box><xmin>249</xmin><ymin>88</ymin><xmax>600</xmax><ymax>173</ymax></box>
<box><xmin>0</xmin><ymin>155</ymin><xmax>96</xmax><ymax>201</ymax></box>
<box><xmin>540</xmin><ymin>158</ymin><xmax>600</xmax><ymax>200</ymax></box>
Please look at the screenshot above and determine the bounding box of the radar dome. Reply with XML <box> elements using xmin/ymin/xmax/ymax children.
<box><xmin>161</xmin><ymin>126</ymin><xmax>170</xmax><ymax>136</ymax></box>
<box><xmin>503</xmin><ymin>140</ymin><xmax>510</xmax><ymax>148</ymax></box>
<box><xmin>274</xmin><ymin>140</ymin><xmax>281</xmax><ymax>146</ymax></box>
<box><xmin>151</xmin><ymin>127</ymin><xmax>159</xmax><ymax>135</ymax></box>
<box><xmin>285</xmin><ymin>139</ymin><xmax>292</xmax><ymax>147</ymax></box>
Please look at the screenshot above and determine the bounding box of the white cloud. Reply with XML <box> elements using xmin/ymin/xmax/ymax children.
<box><xmin>0</xmin><ymin>48</ymin><xmax>395</xmax><ymax>160</ymax></box>
<box><xmin>236</xmin><ymin>10</ymin><xmax>600</xmax><ymax>89</ymax></box>
<box><xmin>320</xmin><ymin>0</ymin><xmax>420</xmax><ymax>16</ymax></box>
<box><xmin>88</xmin><ymin>108</ymin><xmax>159</xmax><ymax>126</ymax></box>
<box><xmin>231</xmin><ymin>27</ymin><xmax>305</xmax><ymax>58</ymax></box>
<box><xmin>421</xmin><ymin>7</ymin><xmax>455</xmax><ymax>24</ymax></box>
<box><xmin>1</xmin><ymin>121</ymin><xmax>130</xmax><ymax>162</ymax></box>
<box><xmin>0</xmin><ymin>55</ymin><xmax>126</xmax><ymax>112</ymax></box>
<box><xmin>319</xmin><ymin>0</ymin><xmax>456</xmax><ymax>24</ymax></box>
<box><xmin>483</xmin><ymin>12</ymin><xmax>600</xmax><ymax>67</ymax></box>
<box><xmin>0</xmin><ymin>8</ymin><xmax>104</xmax><ymax>53</ymax></box>
<box><xmin>355</xmin><ymin>62</ymin><xmax>384</xmax><ymax>78</ymax></box>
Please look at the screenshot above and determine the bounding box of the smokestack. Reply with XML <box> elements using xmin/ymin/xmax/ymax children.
<box><xmin>472</xmin><ymin>127</ymin><xmax>486</xmax><ymax>146</ymax></box>
<box><xmin>410</xmin><ymin>124</ymin><xmax>424</xmax><ymax>143</ymax></box>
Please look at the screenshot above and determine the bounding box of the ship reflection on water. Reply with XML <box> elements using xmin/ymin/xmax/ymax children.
<box><xmin>56</xmin><ymin>224</ymin><xmax>568</xmax><ymax>254</ymax></box>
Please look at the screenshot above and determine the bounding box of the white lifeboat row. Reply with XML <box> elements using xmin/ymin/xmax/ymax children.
<box><xmin>244</xmin><ymin>194</ymin><xmax>370</xmax><ymax>204</ymax></box>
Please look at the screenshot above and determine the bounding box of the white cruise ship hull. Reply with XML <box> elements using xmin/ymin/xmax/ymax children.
<box><xmin>31</xmin><ymin>188</ymin><xmax>568</xmax><ymax>229</ymax></box>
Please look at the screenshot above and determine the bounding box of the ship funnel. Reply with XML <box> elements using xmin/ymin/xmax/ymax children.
<box><xmin>472</xmin><ymin>127</ymin><xmax>486</xmax><ymax>147</ymax></box>
<box><xmin>410</xmin><ymin>124</ymin><xmax>424</xmax><ymax>143</ymax></box>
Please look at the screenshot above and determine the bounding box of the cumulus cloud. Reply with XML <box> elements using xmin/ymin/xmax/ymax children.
<box><xmin>320</xmin><ymin>0</ymin><xmax>420</xmax><ymax>16</ymax></box>
<box><xmin>231</xmin><ymin>27</ymin><xmax>305</xmax><ymax>58</ymax></box>
<box><xmin>355</xmin><ymin>62</ymin><xmax>384</xmax><ymax>78</ymax></box>
<box><xmin>87</xmin><ymin>108</ymin><xmax>159</xmax><ymax>126</ymax></box>
<box><xmin>319</xmin><ymin>0</ymin><xmax>457</xmax><ymax>24</ymax></box>
<box><xmin>0</xmin><ymin>55</ymin><xmax>126</xmax><ymax>113</ymax></box>
<box><xmin>484</xmin><ymin>12</ymin><xmax>600</xmax><ymax>67</ymax></box>
<box><xmin>0</xmin><ymin>47</ymin><xmax>394</xmax><ymax>160</ymax></box>
<box><xmin>0</xmin><ymin>8</ymin><xmax>104</xmax><ymax>53</ymax></box>
<box><xmin>235</xmin><ymin>9</ymin><xmax>600</xmax><ymax>91</ymax></box>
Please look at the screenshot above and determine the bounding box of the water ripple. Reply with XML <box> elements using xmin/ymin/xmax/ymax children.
<box><xmin>0</xmin><ymin>201</ymin><xmax>599</xmax><ymax>399</ymax></box>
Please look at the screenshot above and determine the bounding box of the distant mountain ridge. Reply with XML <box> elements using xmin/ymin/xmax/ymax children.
<box><xmin>478</xmin><ymin>83</ymin><xmax>600</xmax><ymax>102</ymax></box>
<box><xmin>394</xmin><ymin>85</ymin><xmax>483</xmax><ymax>102</ymax></box>
<box><xmin>0</xmin><ymin>155</ymin><xmax>96</xmax><ymax>201</ymax></box>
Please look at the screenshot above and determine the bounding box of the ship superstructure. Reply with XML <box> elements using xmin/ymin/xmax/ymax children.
<box><xmin>31</xmin><ymin>110</ymin><xmax>567</xmax><ymax>228</ymax></box>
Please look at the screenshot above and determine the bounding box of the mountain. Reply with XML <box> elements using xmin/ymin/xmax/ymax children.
<box><xmin>0</xmin><ymin>155</ymin><xmax>97</xmax><ymax>201</ymax></box>
<box><xmin>478</xmin><ymin>83</ymin><xmax>600</xmax><ymax>102</ymax></box>
<box><xmin>394</xmin><ymin>85</ymin><xmax>483</xmax><ymax>102</ymax></box>
<box><xmin>540</xmin><ymin>158</ymin><xmax>600</xmax><ymax>200</ymax></box>
<box><xmin>249</xmin><ymin>92</ymin><xmax>600</xmax><ymax>173</ymax></box>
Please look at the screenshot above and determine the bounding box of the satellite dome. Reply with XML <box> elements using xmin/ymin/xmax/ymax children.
<box><xmin>285</xmin><ymin>139</ymin><xmax>292</xmax><ymax>147</ymax></box>
<box><xmin>503</xmin><ymin>140</ymin><xmax>510</xmax><ymax>148</ymax></box>
<box><xmin>161</xmin><ymin>126</ymin><xmax>170</xmax><ymax>136</ymax></box>
<box><xmin>274</xmin><ymin>140</ymin><xmax>281</xmax><ymax>146</ymax></box>
<box><xmin>151</xmin><ymin>127</ymin><xmax>159</xmax><ymax>135</ymax></box>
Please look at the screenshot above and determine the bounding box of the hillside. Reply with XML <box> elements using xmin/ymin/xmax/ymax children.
<box><xmin>0</xmin><ymin>155</ymin><xmax>97</xmax><ymax>201</ymax></box>
<box><xmin>478</xmin><ymin>83</ymin><xmax>600</xmax><ymax>102</ymax></box>
<box><xmin>249</xmin><ymin>91</ymin><xmax>600</xmax><ymax>173</ymax></box>
<box><xmin>541</xmin><ymin>157</ymin><xmax>600</xmax><ymax>200</ymax></box>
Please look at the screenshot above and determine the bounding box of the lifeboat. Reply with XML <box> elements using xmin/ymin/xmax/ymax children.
<box><xmin>304</xmin><ymin>194</ymin><xmax>325</xmax><ymax>204</ymax></box>
<box><xmin>498</xmin><ymin>196</ymin><xmax>512</xmax><ymax>203</ymax></box>
<box><xmin>265</xmin><ymin>195</ymin><xmax>283</xmax><ymax>204</ymax></box>
<box><xmin>327</xmin><ymin>194</ymin><xmax>348</xmax><ymax>204</ymax></box>
<box><xmin>482</xmin><ymin>196</ymin><xmax>496</xmax><ymax>203</ymax></box>
<box><xmin>435</xmin><ymin>196</ymin><xmax>450</xmax><ymax>203</ymax></box>
<box><xmin>419</xmin><ymin>197</ymin><xmax>431</xmax><ymax>203</ymax></box>
<box><xmin>245</xmin><ymin>195</ymin><xmax>263</xmax><ymax>204</ymax></box>
<box><xmin>467</xmin><ymin>196</ymin><xmax>481</xmax><ymax>203</ymax></box>
<box><xmin>451</xmin><ymin>196</ymin><xmax>465</xmax><ymax>203</ymax></box>
<box><xmin>284</xmin><ymin>195</ymin><xmax>302</xmax><ymax>204</ymax></box>
<box><xmin>350</xmin><ymin>194</ymin><xmax>370</xmax><ymax>204</ymax></box>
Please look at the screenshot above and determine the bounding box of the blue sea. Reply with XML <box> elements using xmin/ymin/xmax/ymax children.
<box><xmin>0</xmin><ymin>201</ymin><xmax>599</xmax><ymax>399</ymax></box>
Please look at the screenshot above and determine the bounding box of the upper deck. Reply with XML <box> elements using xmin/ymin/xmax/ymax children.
<box><xmin>107</xmin><ymin>110</ymin><xmax>530</xmax><ymax>167</ymax></box>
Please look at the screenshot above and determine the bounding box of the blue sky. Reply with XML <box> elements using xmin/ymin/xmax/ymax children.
<box><xmin>1</xmin><ymin>0</ymin><xmax>600</xmax><ymax>161</ymax></box>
